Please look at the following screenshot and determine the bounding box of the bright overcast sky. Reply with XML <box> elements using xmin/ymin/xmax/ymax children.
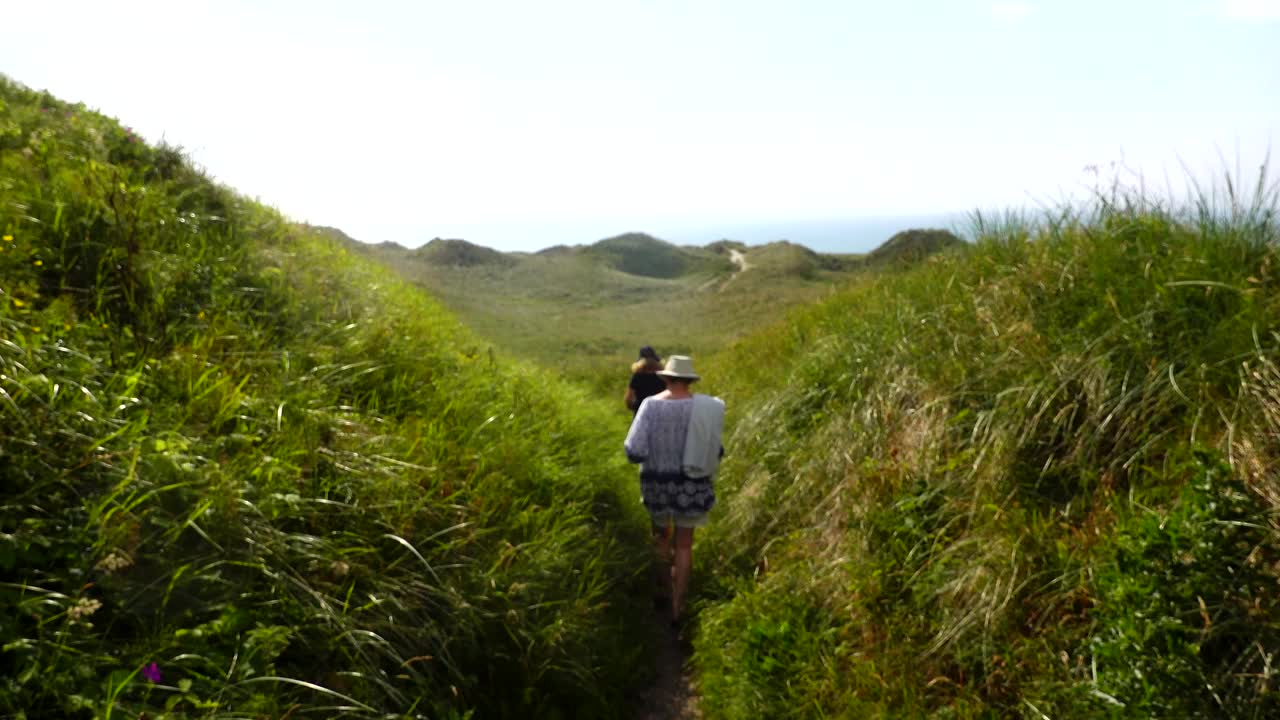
<box><xmin>2</xmin><ymin>0</ymin><xmax>1277</xmax><ymax>251</ymax></box>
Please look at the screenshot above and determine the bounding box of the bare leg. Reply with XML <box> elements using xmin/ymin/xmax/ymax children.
<box><xmin>670</xmin><ymin>526</ymin><xmax>694</xmax><ymax>622</ymax></box>
<box><xmin>652</xmin><ymin>522</ymin><xmax>672</xmax><ymax>601</ymax></box>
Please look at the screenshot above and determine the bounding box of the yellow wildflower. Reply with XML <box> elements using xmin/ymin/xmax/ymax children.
<box><xmin>2</xmin><ymin>235</ymin><xmax>12</xmax><ymax>242</ymax></box>
<box><xmin>11</xmin><ymin>298</ymin><xmax>26</xmax><ymax>308</ymax></box>
<box><xmin>33</xmin><ymin>260</ymin><xmax>43</xmax><ymax>266</ymax></box>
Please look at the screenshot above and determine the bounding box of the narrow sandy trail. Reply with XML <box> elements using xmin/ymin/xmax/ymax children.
<box><xmin>715</xmin><ymin>248</ymin><xmax>751</xmax><ymax>293</ymax></box>
<box><xmin>635</xmin><ymin>251</ymin><xmax>751</xmax><ymax>718</ymax></box>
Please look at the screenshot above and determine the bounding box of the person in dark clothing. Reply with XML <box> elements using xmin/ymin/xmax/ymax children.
<box><xmin>624</xmin><ymin>345</ymin><xmax>666</xmax><ymax>414</ymax></box>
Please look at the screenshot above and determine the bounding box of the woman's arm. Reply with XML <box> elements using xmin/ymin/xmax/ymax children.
<box><xmin>624</xmin><ymin>387</ymin><xmax>637</xmax><ymax>411</ymax></box>
<box><xmin>624</xmin><ymin>402</ymin><xmax>649</xmax><ymax>463</ymax></box>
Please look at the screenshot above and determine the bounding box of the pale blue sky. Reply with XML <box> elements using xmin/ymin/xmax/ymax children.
<box><xmin>2</xmin><ymin>0</ymin><xmax>1276</xmax><ymax>252</ymax></box>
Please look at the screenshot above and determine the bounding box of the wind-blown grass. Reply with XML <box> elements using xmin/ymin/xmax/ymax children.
<box><xmin>0</xmin><ymin>76</ymin><xmax>652</xmax><ymax>718</ymax></box>
<box><xmin>693</xmin><ymin>173</ymin><xmax>1280</xmax><ymax>718</ymax></box>
<box><xmin>12</xmin><ymin>70</ymin><xmax>1278</xmax><ymax>720</ymax></box>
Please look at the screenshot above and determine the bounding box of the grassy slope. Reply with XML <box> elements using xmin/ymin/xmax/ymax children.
<box><xmin>14</xmin><ymin>69</ymin><xmax>1268</xmax><ymax>720</ymax></box>
<box><xmin>693</xmin><ymin>190</ymin><xmax>1280</xmax><ymax>717</ymax></box>
<box><xmin>864</xmin><ymin>228</ymin><xmax>965</xmax><ymax>268</ymax></box>
<box><xmin>581</xmin><ymin>232</ymin><xmax>731</xmax><ymax>279</ymax></box>
<box><xmin>342</xmin><ymin>231</ymin><xmax>877</xmax><ymax>403</ymax></box>
<box><xmin>0</xmin><ymin>78</ymin><xmax>651</xmax><ymax>718</ymax></box>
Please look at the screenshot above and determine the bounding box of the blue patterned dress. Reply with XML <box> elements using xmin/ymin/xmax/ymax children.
<box><xmin>624</xmin><ymin>397</ymin><xmax>716</xmax><ymax>523</ymax></box>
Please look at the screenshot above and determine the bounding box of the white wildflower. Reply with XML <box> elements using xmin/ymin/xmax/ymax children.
<box><xmin>95</xmin><ymin>551</ymin><xmax>133</xmax><ymax>574</ymax></box>
<box><xmin>67</xmin><ymin>597</ymin><xmax>102</xmax><ymax>622</ymax></box>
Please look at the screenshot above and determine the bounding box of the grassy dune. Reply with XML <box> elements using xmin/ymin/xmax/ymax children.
<box><xmin>582</xmin><ymin>232</ymin><xmax>733</xmax><ymax>279</ymax></box>
<box><xmin>10</xmin><ymin>72</ymin><xmax>1277</xmax><ymax>720</ymax></box>
<box><xmin>0</xmin><ymin>77</ymin><xmax>652</xmax><ymax>718</ymax></box>
<box><xmin>342</xmin><ymin>231</ymin><xmax>884</xmax><ymax>404</ymax></box>
<box><xmin>694</xmin><ymin>182</ymin><xmax>1280</xmax><ymax>717</ymax></box>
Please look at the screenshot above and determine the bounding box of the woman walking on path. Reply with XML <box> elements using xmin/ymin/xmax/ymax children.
<box><xmin>625</xmin><ymin>345</ymin><xmax>667</xmax><ymax>415</ymax></box>
<box><xmin>624</xmin><ymin>355</ymin><xmax>725</xmax><ymax>624</ymax></box>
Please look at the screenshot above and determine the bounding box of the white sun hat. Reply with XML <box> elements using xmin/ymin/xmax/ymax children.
<box><xmin>656</xmin><ymin>355</ymin><xmax>700</xmax><ymax>381</ymax></box>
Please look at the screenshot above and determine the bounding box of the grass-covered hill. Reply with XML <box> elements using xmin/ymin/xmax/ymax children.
<box><xmin>864</xmin><ymin>227</ymin><xmax>964</xmax><ymax>268</ymax></box>
<box><xmin>16</xmin><ymin>67</ymin><xmax>1271</xmax><ymax>720</ymax></box>
<box><xmin>0</xmin><ymin>76</ymin><xmax>654</xmax><ymax>718</ymax></box>
<box><xmin>339</xmin><ymin>230</ymin><xmax>734</xmax><ymax>281</ymax></box>
<box><xmin>693</xmin><ymin>185</ymin><xmax>1280</xmax><ymax>718</ymax></box>
<box><xmin>744</xmin><ymin>240</ymin><xmax>862</xmax><ymax>279</ymax></box>
<box><xmin>414</xmin><ymin>238</ymin><xmax>516</xmax><ymax>268</ymax></box>
<box><xmin>327</xmin><ymin>231</ymin><xmax>841</xmax><ymax>395</ymax></box>
<box><xmin>327</xmin><ymin>228</ymin><xmax>949</xmax><ymax>399</ymax></box>
<box><xmin>581</xmin><ymin>232</ymin><xmax>732</xmax><ymax>279</ymax></box>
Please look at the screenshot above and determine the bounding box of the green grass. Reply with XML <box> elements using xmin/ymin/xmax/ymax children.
<box><xmin>10</xmin><ymin>70</ymin><xmax>1276</xmax><ymax>720</ymax></box>
<box><xmin>414</xmin><ymin>238</ymin><xmax>516</xmax><ymax>268</ymax></box>
<box><xmin>863</xmin><ymin>227</ymin><xmax>964</xmax><ymax>268</ymax></box>
<box><xmin>339</xmin><ymin>229</ymin><xmax>899</xmax><ymax>406</ymax></box>
<box><xmin>0</xmin><ymin>75</ymin><xmax>653</xmax><ymax>719</ymax></box>
<box><xmin>338</xmin><ymin>227</ymin><xmax>957</xmax><ymax>407</ymax></box>
<box><xmin>691</xmin><ymin>177</ymin><xmax>1280</xmax><ymax>718</ymax></box>
<box><xmin>582</xmin><ymin>232</ymin><xmax>732</xmax><ymax>279</ymax></box>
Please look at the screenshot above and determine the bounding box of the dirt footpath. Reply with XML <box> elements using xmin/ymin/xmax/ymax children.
<box><xmin>633</xmin><ymin>611</ymin><xmax>701</xmax><ymax>720</ymax></box>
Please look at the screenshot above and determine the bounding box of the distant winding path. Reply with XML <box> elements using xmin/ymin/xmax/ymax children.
<box><xmin>702</xmin><ymin>248</ymin><xmax>750</xmax><ymax>293</ymax></box>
